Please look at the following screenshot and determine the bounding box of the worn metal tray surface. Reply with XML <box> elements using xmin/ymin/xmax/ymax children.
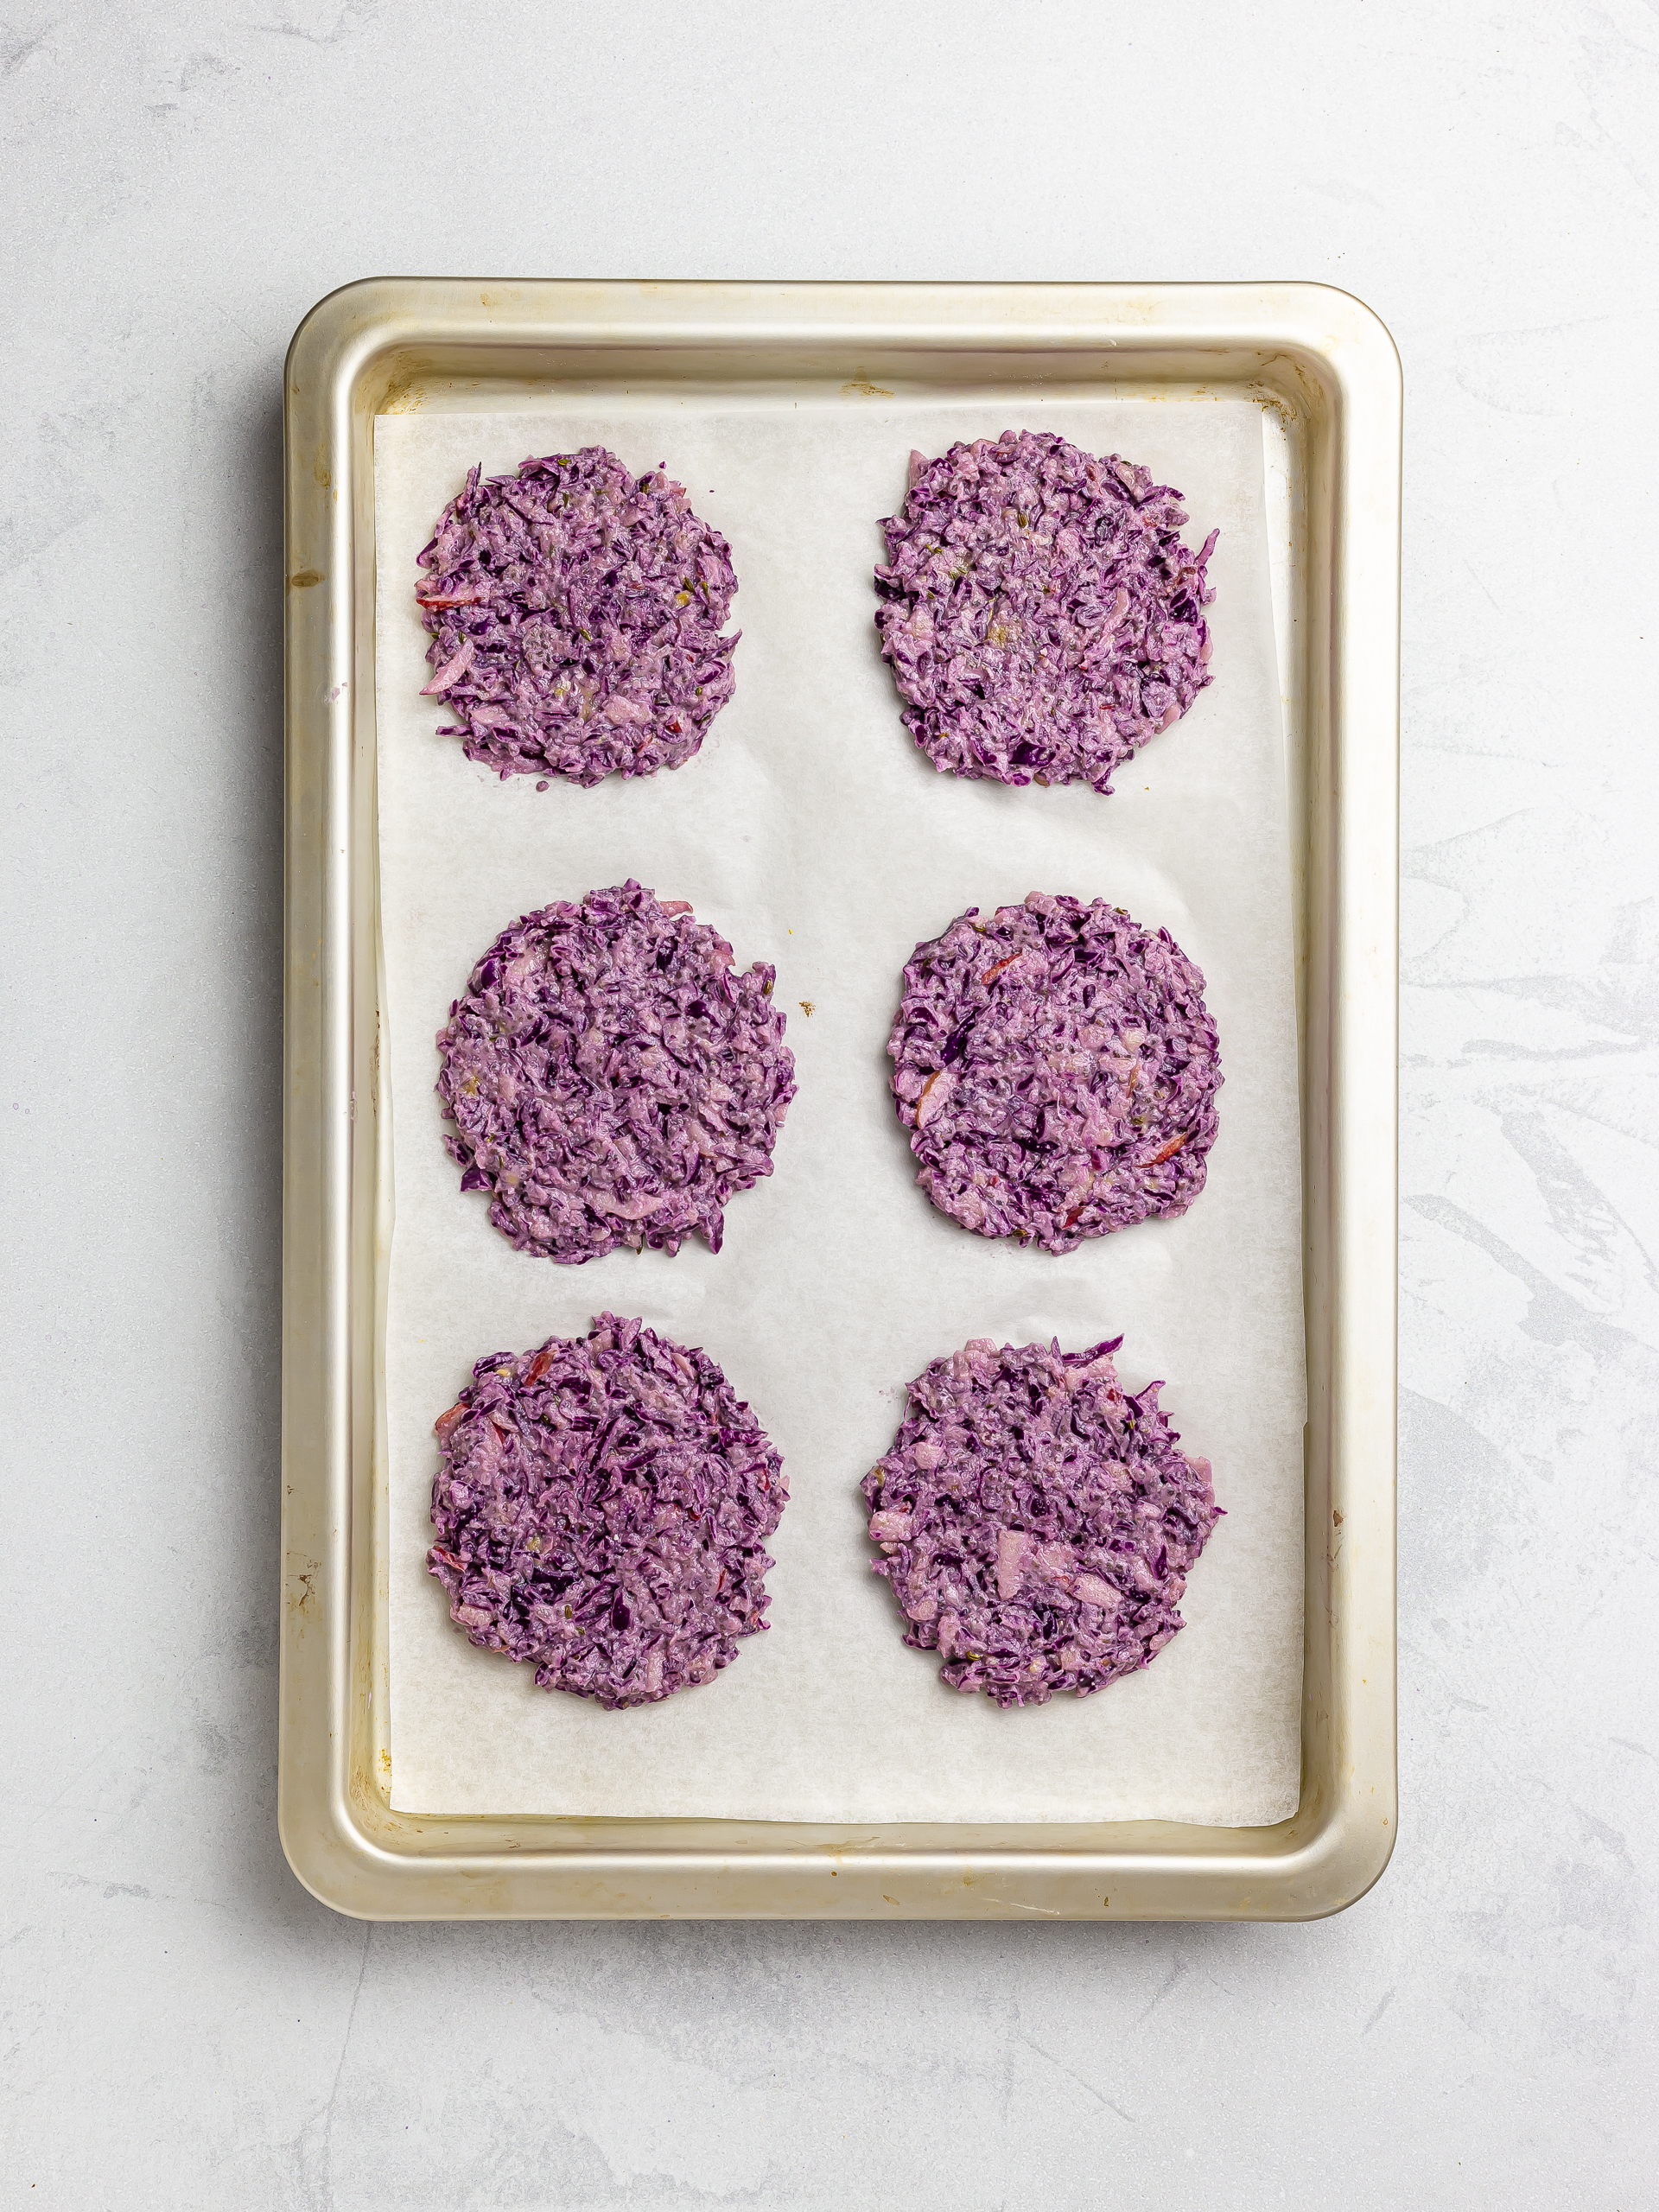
<box><xmin>281</xmin><ymin>279</ymin><xmax>1399</xmax><ymax>1920</ymax></box>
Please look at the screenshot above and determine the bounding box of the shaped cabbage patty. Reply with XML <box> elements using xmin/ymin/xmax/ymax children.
<box><xmin>429</xmin><ymin>1315</ymin><xmax>785</xmax><ymax>1706</ymax></box>
<box><xmin>888</xmin><ymin>892</ymin><xmax>1220</xmax><ymax>1251</ymax></box>
<box><xmin>876</xmin><ymin>429</ymin><xmax>1216</xmax><ymax>792</ymax></box>
<box><xmin>438</xmin><ymin>881</ymin><xmax>794</xmax><ymax>1264</ymax></box>
<box><xmin>863</xmin><ymin>1333</ymin><xmax>1220</xmax><ymax>1707</ymax></box>
<box><xmin>417</xmin><ymin>447</ymin><xmax>738</xmax><ymax>785</ymax></box>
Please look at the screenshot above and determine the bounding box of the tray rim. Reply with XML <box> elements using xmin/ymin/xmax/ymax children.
<box><xmin>280</xmin><ymin>277</ymin><xmax>1400</xmax><ymax>1921</ymax></box>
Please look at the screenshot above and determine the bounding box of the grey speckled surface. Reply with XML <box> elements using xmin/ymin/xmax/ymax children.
<box><xmin>3</xmin><ymin>3</ymin><xmax>1655</xmax><ymax>2206</ymax></box>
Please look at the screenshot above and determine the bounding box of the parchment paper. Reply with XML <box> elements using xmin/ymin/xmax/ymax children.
<box><xmin>375</xmin><ymin>393</ymin><xmax>1305</xmax><ymax>1824</ymax></box>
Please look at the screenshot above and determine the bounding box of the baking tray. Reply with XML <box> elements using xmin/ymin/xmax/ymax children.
<box><xmin>280</xmin><ymin>279</ymin><xmax>1400</xmax><ymax>1920</ymax></box>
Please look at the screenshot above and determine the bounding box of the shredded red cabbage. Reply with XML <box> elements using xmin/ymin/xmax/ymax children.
<box><xmin>429</xmin><ymin>1314</ymin><xmax>786</xmax><ymax>1707</ymax></box>
<box><xmin>416</xmin><ymin>448</ymin><xmax>738</xmax><ymax>785</ymax></box>
<box><xmin>875</xmin><ymin>430</ymin><xmax>1217</xmax><ymax>791</ymax></box>
<box><xmin>863</xmin><ymin>1333</ymin><xmax>1220</xmax><ymax>1707</ymax></box>
<box><xmin>888</xmin><ymin>893</ymin><xmax>1221</xmax><ymax>1251</ymax></box>
<box><xmin>436</xmin><ymin>881</ymin><xmax>794</xmax><ymax>1264</ymax></box>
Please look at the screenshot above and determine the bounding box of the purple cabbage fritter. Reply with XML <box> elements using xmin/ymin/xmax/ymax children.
<box><xmin>437</xmin><ymin>881</ymin><xmax>794</xmax><ymax>1265</ymax></box>
<box><xmin>416</xmin><ymin>447</ymin><xmax>738</xmax><ymax>785</ymax></box>
<box><xmin>863</xmin><ymin>1334</ymin><xmax>1220</xmax><ymax>1707</ymax></box>
<box><xmin>875</xmin><ymin>429</ymin><xmax>1217</xmax><ymax>792</ymax></box>
<box><xmin>888</xmin><ymin>892</ymin><xmax>1221</xmax><ymax>1253</ymax></box>
<box><xmin>429</xmin><ymin>1314</ymin><xmax>786</xmax><ymax>1707</ymax></box>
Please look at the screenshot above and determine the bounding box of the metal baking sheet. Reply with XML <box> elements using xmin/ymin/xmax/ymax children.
<box><xmin>280</xmin><ymin>279</ymin><xmax>1400</xmax><ymax>1919</ymax></box>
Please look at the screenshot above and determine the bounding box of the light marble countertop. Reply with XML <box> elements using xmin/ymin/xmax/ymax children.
<box><xmin>3</xmin><ymin>3</ymin><xmax>1654</xmax><ymax>2206</ymax></box>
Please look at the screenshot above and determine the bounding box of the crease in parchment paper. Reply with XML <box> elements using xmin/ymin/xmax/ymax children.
<box><xmin>374</xmin><ymin>397</ymin><xmax>1305</xmax><ymax>1825</ymax></box>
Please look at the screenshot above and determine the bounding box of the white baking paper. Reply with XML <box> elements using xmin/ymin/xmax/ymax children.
<box><xmin>375</xmin><ymin>393</ymin><xmax>1304</xmax><ymax>1824</ymax></box>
